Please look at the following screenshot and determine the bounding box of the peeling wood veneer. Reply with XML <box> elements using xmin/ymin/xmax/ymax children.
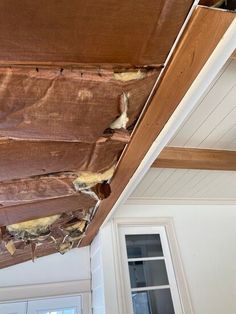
<box><xmin>0</xmin><ymin>174</ymin><xmax>77</xmax><ymax>206</ymax></box>
<box><xmin>0</xmin><ymin>68</ymin><xmax>158</xmax><ymax>142</ymax></box>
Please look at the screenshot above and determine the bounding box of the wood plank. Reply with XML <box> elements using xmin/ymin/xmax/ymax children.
<box><xmin>0</xmin><ymin>194</ymin><xmax>95</xmax><ymax>227</ymax></box>
<box><xmin>0</xmin><ymin>138</ymin><xmax>124</xmax><ymax>181</ymax></box>
<box><xmin>0</xmin><ymin>0</ymin><xmax>192</xmax><ymax>66</ymax></box>
<box><xmin>152</xmin><ymin>147</ymin><xmax>236</xmax><ymax>170</ymax></box>
<box><xmin>81</xmin><ymin>7</ymin><xmax>235</xmax><ymax>246</ymax></box>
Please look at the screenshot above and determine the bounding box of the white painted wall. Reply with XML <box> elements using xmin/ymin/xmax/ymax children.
<box><xmin>0</xmin><ymin>247</ymin><xmax>91</xmax><ymax>302</ymax></box>
<box><xmin>0</xmin><ymin>247</ymin><xmax>90</xmax><ymax>287</ymax></box>
<box><xmin>114</xmin><ymin>202</ymin><xmax>236</xmax><ymax>314</ymax></box>
<box><xmin>91</xmin><ymin>202</ymin><xmax>236</xmax><ymax>314</ymax></box>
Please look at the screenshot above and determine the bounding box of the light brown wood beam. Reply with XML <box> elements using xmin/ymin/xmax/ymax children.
<box><xmin>81</xmin><ymin>7</ymin><xmax>236</xmax><ymax>246</ymax></box>
<box><xmin>232</xmin><ymin>49</ymin><xmax>236</xmax><ymax>59</ymax></box>
<box><xmin>152</xmin><ymin>147</ymin><xmax>236</xmax><ymax>171</ymax></box>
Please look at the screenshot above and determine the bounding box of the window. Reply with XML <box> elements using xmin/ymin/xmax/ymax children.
<box><xmin>28</xmin><ymin>296</ymin><xmax>82</xmax><ymax>314</ymax></box>
<box><xmin>119</xmin><ymin>225</ymin><xmax>183</xmax><ymax>314</ymax></box>
<box><xmin>0</xmin><ymin>296</ymin><xmax>83</xmax><ymax>314</ymax></box>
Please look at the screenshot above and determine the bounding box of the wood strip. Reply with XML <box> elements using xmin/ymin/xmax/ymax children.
<box><xmin>81</xmin><ymin>7</ymin><xmax>236</xmax><ymax>246</ymax></box>
<box><xmin>152</xmin><ymin>147</ymin><xmax>236</xmax><ymax>170</ymax></box>
<box><xmin>0</xmin><ymin>194</ymin><xmax>95</xmax><ymax>227</ymax></box>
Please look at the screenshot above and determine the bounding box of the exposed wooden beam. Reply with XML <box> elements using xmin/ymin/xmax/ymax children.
<box><xmin>81</xmin><ymin>7</ymin><xmax>236</xmax><ymax>246</ymax></box>
<box><xmin>232</xmin><ymin>49</ymin><xmax>236</xmax><ymax>59</ymax></box>
<box><xmin>152</xmin><ymin>147</ymin><xmax>236</xmax><ymax>171</ymax></box>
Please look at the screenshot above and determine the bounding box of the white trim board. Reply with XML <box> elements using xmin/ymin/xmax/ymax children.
<box><xmin>103</xmin><ymin>17</ymin><xmax>236</xmax><ymax>225</ymax></box>
<box><xmin>126</xmin><ymin>198</ymin><xmax>236</xmax><ymax>205</ymax></box>
<box><xmin>0</xmin><ymin>279</ymin><xmax>90</xmax><ymax>302</ymax></box>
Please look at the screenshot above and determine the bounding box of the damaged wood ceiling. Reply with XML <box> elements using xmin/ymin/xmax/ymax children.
<box><xmin>0</xmin><ymin>0</ymin><xmax>196</xmax><ymax>268</ymax></box>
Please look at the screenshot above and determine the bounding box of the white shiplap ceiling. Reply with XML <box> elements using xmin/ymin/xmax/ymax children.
<box><xmin>170</xmin><ymin>59</ymin><xmax>236</xmax><ymax>150</ymax></box>
<box><xmin>131</xmin><ymin>59</ymin><xmax>236</xmax><ymax>201</ymax></box>
<box><xmin>131</xmin><ymin>168</ymin><xmax>236</xmax><ymax>200</ymax></box>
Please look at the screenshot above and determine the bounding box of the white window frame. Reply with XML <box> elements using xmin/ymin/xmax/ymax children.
<box><xmin>112</xmin><ymin>217</ymin><xmax>193</xmax><ymax>314</ymax></box>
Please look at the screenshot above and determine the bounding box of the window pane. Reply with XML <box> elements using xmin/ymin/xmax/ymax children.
<box><xmin>37</xmin><ymin>309</ymin><xmax>76</xmax><ymax>314</ymax></box>
<box><xmin>125</xmin><ymin>234</ymin><xmax>163</xmax><ymax>258</ymax></box>
<box><xmin>129</xmin><ymin>260</ymin><xmax>169</xmax><ymax>288</ymax></box>
<box><xmin>64</xmin><ymin>310</ymin><xmax>76</xmax><ymax>314</ymax></box>
<box><xmin>132</xmin><ymin>289</ymin><xmax>175</xmax><ymax>314</ymax></box>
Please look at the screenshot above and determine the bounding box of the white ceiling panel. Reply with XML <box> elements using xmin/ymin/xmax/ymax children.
<box><xmin>131</xmin><ymin>168</ymin><xmax>236</xmax><ymax>200</ymax></box>
<box><xmin>169</xmin><ymin>59</ymin><xmax>236</xmax><ymax>150</ymax></box>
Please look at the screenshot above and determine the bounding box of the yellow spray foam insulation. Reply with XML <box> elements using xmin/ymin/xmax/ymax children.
<box><xmin>110</xmin><ymin>92</ymin><xmax>129</xmax><ymax>130</ymax></box>
<box><xmin>7</xmin><ymin>215</ymin><xmax>60</xmax><ymax>235</ymax></box>
<box><xmin>65</xmin><ymin>220</ymin><xmax>87</xmax><ymax>232</ymax></box>
<box><xmin>5</xmin><ymin>240</ymin><xmax>16</xmax><ymax>256</ymax></box>
<box><xmin>114</xmin><ymin>70</ymin><xmax>146</xmax><ymax>82</ymax></box>
<box><xmin>58</xmin><ymin>241</ymin><xmax>73</xmax><ymax>255</ymax></box>
<box><xmin>73</xmin><ymin>166</ymin><xmax>115</xmax><ymax>190</ymax></box>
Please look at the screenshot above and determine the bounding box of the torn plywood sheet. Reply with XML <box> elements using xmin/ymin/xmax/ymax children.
<box><xmin>0</xmin><ymin>238</ymin><xmax>73</xmax><ymax>269</ymax></box>
<box><xmin>0</xmin><ymin>137</ymin><xmax>125</xmax><ymax>181</ymax></box>
<box><xmin>0</xmin><ymin>210</ymin><xmax>89</xmax><ymax>266</ymax></box>
<box><xmin>0</xmin><ymin>67</ymin><xmax>158</xmax><ymax>142</ymax></box>
<box><xmin>0</xmin><ymin>0</ymin><xmax>193</xmax><ymax>65</ymax></box>
<box><xmin>0</xmin><ymin>168</ymin><xmax>113</xmax><ymax>206</ymax></box>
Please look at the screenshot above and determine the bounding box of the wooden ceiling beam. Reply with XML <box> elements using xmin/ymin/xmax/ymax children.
<box><xmin>232</xmin><ymin>49</ymin><xmax>236</xmax><ymax>59</ymax></box>
<box><xmin>152</xmin><ymin>147</ymin><xmax>236</xmax><ymax>171</ymax></box>
<box><xmin>81</xmin><ymin>7</ymin><xmax>236</xmax><ymax>246</ymax></box>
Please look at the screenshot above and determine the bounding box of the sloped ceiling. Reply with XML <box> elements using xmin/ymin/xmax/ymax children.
<box><xmin>0</xmin><ymin>0</ymin><xmax>194</xmax><ymax>268</ymax></box>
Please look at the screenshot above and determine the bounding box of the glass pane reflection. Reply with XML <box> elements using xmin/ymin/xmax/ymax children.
<box><xmin>125</xmin><ymin>234</ymin><xmax>163</xmax><ymax>258</ymax></box>
<box><xmin>37</xmin><ymin>308</ymin><xmax>76</xmax><ymax>314</ymax></box>
<box><xmin>132</xmin><ymin>289</ymin><xmax>175</xmax><ymax>314</ymax></box>
<box><xmin>128</xmin><ymin>260</ymin><xmax>169</xmax><ymax>288</ymax></box>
